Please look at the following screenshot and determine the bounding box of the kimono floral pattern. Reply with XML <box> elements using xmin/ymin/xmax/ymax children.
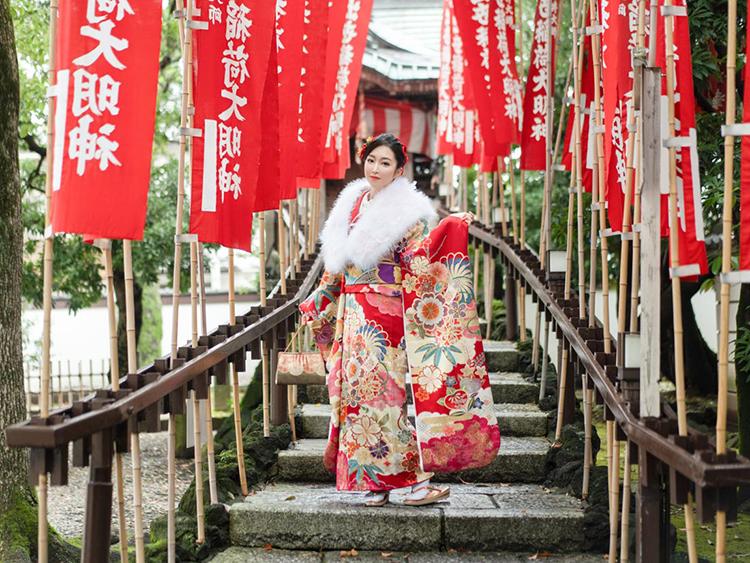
<box><xmin>400</xmin><ymin>215</ymin><xmax>501</xmax><ymax>473</ymax></box>
<box><xmin>300</xmin><ymin>195</ymin><xmax>500</xmax><ymax>491</ymax></box>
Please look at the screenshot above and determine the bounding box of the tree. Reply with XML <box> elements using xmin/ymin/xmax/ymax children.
<box><xmin>0</xmin><ymin>0</ymin><xmax>32</xmax><ymax>558</ymax></box>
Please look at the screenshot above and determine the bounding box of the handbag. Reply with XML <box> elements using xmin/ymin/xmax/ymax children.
<box><xmin>275</xmin><ymin>324</ymin><xmax>327</xmax><ymax>386</ymax></box>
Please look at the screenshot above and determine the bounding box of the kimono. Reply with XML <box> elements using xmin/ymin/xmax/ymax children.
<box><xmin>299</xmin><ymin>176</ymin><xmax>501</xmax><ymax>492</ymax></box>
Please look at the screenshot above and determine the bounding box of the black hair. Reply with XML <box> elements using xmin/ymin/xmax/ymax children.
<box><xmin>362</xmin><ymin>133</ymin><xmax>407</xmax><ymax>169</ymax></box>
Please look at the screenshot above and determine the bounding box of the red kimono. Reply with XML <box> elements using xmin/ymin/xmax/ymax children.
<box><xmin>300</xmin><ymin>177</ymin><xmax>500</xmax><ymax>492</ymax></box>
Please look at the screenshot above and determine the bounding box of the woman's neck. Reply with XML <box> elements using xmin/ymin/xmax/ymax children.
<box><xmin>368</xmin><ymin>175</ymin><xmax>402</xmax><ymax>198</ymax></box>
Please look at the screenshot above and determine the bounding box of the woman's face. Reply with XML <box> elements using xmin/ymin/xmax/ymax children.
<box><xmin>364</xmin><ymin>145</ymin><xmax>403</xmax><ymax>190</ymax></box>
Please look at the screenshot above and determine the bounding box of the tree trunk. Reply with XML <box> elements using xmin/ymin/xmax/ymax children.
<box><xmin>112</xmin><ymin>263</ymin><xmax>143</xmax><ymax>377</ymax></box>
<box><xmin>0</xmin><ymin>0</ymin><xmax>33</xmax><ymax>557</ymax></box>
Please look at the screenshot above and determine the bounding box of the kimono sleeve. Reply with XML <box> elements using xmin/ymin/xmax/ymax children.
<box><xmin>399</xmin><ymin>214</ymin><xmax>501</xmax><ymax>473</ymax></box>
<box><xmin>299</xmin><ymin>269</ymin><xmax>342</xmax><ymax>353</ymax></box>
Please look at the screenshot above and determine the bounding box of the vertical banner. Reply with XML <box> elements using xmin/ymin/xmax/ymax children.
<box><xmin>50</xmin><ymin>0</ymin><xmax>162</xmax><ymax>240</ymax></box>
<box><xmin>600</xmin><ymin>0</ymin><xmax>639</xmax><ymax>232</ymax></box>
<box><xmin>519</xmin><ymin>0</ymin><xmax>558</xmax><ymax>170</ymax></box>
<box><xmin>437</xmin><ymin>0</ymin><xmax>455</xmax><ymax>155</ymax></box>
<box><xmin>453</xmin><ymin>0</ymin><xmax>499</xmax><ymax>158</ymax></box>
<box><xmin>449</xmin><ymin>3</ymin><xmax>479</xmax><ymax>167</ymax></box>
<box><xmin>321</xmin><ymin>0</ymin><xmax>374</xmax><ymax>180</ymax></box>
<box><xmin>275</xmin><ymin>0</ymin><xmax>305</xmax><ymax>200</ymax></box>
<box><xmin>655</xmin><ymin>0</ymin><xmax>708</xmax><ymax>276</ymax></box>
<box><xmin>255</xmin><ymin>37</ymin><xmax>282</xmax><ymax>212</ymax></box>
<box><xmin>740</xmin><ymin>0</ymin><xmax>750</xmax><ymax>270</ymax></box>
<box><xmin>491</xmin><ymin>0</ymin><xmax>522</xmax><ymax>145</ymax></box>
<box><xmin>295</xmin><ymin>0</ymin><xmax>330</xmax><ymax>184</ymax></box>
<box><xmin>190</xmin><ymin>0</ymin><xmax>276</xmax><ymax>251</ymax></box>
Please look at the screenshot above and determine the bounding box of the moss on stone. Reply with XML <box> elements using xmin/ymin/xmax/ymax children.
<box><xmin>0</xmin><ymin>488</ymin><xmax>81</xmax><ymax>563</ymax></box>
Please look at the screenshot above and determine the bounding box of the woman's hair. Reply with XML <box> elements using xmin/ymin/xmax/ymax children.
<box><xmin>359</xmin><ymin>133</ymin><xmax>408</xmax><ymax>169</ymax></box>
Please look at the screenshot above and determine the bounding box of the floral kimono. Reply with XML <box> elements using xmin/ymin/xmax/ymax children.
<box><xmin>299</xmin><ymin>177</ymin><xmax>500</xmax><ymax>492</ymax></box>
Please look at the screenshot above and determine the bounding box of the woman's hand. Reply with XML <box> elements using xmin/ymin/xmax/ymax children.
<box><xmin>451</xmin><ymin>211</ymin><xmax>475</xmax><ymax>226</ymax></box>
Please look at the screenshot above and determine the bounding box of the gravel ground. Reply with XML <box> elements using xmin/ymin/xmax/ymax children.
<box><xmin>48</xmin><ymin>431</ymin><xmax>195</xmax><ymax>541</ymax></box>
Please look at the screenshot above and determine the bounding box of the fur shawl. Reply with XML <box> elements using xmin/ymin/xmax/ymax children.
<box><xmin>320</xmin><ymin>177</ymin><xmax>438</xmax><ymax>274</ymax></box>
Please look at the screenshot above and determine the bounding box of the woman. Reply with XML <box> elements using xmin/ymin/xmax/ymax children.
<box><xmin>300</xmin><ymin>134</ymin><xmax>500</xmax><ymax>507</ymax></box>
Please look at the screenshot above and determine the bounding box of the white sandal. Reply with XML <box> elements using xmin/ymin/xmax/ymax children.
<box><xmin>363</xmin><ymin>491</ymin><xmax>389</xmax><ymax>507</ymax></box>
<box><xmin>403</xmin><ymin>481</ymin><xmax>450</xmax><ymax>506</ymax></box>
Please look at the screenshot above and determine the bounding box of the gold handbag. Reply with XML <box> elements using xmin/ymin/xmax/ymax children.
<box><xmin>275</xmin><ymin>324</ymin><xmax>327</xmax><ymax>386</ymax></box>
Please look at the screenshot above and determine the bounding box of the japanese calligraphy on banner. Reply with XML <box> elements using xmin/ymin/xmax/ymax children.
<box><xmin>453</xmin><ymin>0</ymin><xmax>500</xmax><ymax>157</ymax></box>
<box><xmin>519</xmin><ymin>0</ymin><xmax>558</xmax><ymax>171</ymax></box>
<box><xmin>275</xmin><ymin>0</ymin><xmax>305</xmax><ymax>200</ymax></box>
<box><xmin>50</xmin><ymin>0</ymin><xmax>162</xmax><ymax>241</ymax></box>
<box><xmin>437</xmin><ymin>0</ymin><xmax>455</xmax><ymax>154</ymax></box>
<box><xmin>741</xmin><ymin>0</ymin><xmax>750</xmax><ymax>270</ymax></box>
<box><xmin>321</xmin><ymin>0</ymin><xmax>374</xmax><ymax>180</ymax></box>
<box><xmin>654</xmin><ymin>0</ymin><xmax>708</xmax><ymax>277</ymax></box>
<box><xmin>492</xmin><ymin>0</ymin><xmax>522</xmax><ymax>144</ymax></box>
<box><xmin>295</xmin><ymin>0</ymin><xmax>330</xmax><ymax>184</ymax></box>
<box><xmin>190</xmin><ymin>0</ymin><xmax>275</xmax><ymax>251</ymax></box>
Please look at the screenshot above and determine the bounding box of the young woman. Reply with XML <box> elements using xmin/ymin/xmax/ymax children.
<box><xmin>300</xmin><ymin>134</ymin><xmax>500</xmax><ymax>507</ymax></box>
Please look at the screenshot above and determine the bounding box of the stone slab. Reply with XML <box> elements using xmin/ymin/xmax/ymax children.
<box><xmin>304</xmin><ymin>372</ymin><xmax>538</xmax><ymax>406</ymax></box>
<box><xmin>229</xmin><ymin>483</ymin><xmax>585</xmax><ymax>554</ymax></box>
<box><xmin>230</xmin><ymin>482</ymin><xmax>443</xmax><ymax>551</ymax></box>
<box><xmin>276</xmin><ymin>437</ymin><xmax>550</xmax><ymax>484</ymax></box>
<box><xmin>211</xmin><ymin>548</ymin><xmax>605</xmax><ymax>562</ymax></box>
<box><xmin>483</xmin><ymin>340</ymin><xmax>520</xmax><ymax>372</ymax></box>
<box><xmin>299</xmin><ymin>403</ymin><xmax>548</xmax><ymax>440</ymax></box>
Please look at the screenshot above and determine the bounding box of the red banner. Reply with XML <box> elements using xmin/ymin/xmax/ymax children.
<box><xmin>655</xmin><ymin>0</ymin><xmax>708</xmax><ymax>276</ymax></box>
<box><xmin>561</xmin><ymin>25</ymin><xmax>593</xmax><ymax>192</ymax></box>
<box><xmin>741</xmin><ymin>0</ymin><xmax>750</xmax><ymax>270</ymax></box>
<box><xmin>519</xmin><ymin>0</ymin><xmax>558</xmax><ymax>170</ymax></box>
<box><xmin>255</xmin><ymin>36</ymin><xmax>281</xmax><ymax>212</ymax></box>
<box><xmin>437</xmin><ymin>0</ymin><xmax>455</xmax><ymax>155</ymax></box>
<box><xmin>295</xmin><ymin>0</ymin><xmax>330</xmax><ymax>183</ymax></box>
<box><xmin>275</xmin><ymin>0</ymin><xmax>305</xmax><ymax>201</ymax></box>
<box><xmin>321</xmin><ymin>0</ymin><xmax>374</xmax><ymax>179</ymax></box>
<box><xmin>491</xmin><ymin>0</ymin><xmax>522</xmax><ymax>144</ymax></box>
<box><xmin>190</xmin><ymin>0</ymin><xmax>275</xmax><ymax>251</ymax></box>
<box><xmin>50</xmin><ymin>0</ymin><xmax>162</xmax><ymax>240</ymax></box>
<box><xmin>453</xmin><ymin>0</ymin><xmax>500</xmax><ymax>157</ymax></box>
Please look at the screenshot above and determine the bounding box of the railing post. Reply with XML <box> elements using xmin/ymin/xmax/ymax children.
<box><xmin>636</xmin><ymin>441</ymin><xmax>664</xmax><ymax>562</ymax></box>
<box><xmin>82</xmin><ymin>430</ymin><xmax>113</xmax><ymax>563</ymax></box>
<box><xmin>270</xmin><ymin>326</ymin><xmax>288</xmax><ymax>426</ymax></box>
<box><xmin>504</xmin><ymin>267</ymin><xmax>518</xmax><ymax>341</ymax></box>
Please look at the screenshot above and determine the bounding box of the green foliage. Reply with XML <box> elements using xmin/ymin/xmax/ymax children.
<box><xmin>138</xmin><ymin>284</ymin><xmax>163</xmax><ymax>367</ymax></box>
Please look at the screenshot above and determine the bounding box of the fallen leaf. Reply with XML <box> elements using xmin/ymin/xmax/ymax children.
<box><xmin>285</xmin><ymin>495</ymin><xmax>296</xmax><ymax>501</ymax></box>
<box><xmin>380</xmin><ymin>552</ymin><xmax>394</xmax><ymax>559</ymax></box>
<box><xmin>263</xmin><ymin>544</ymin><xmax>273</xmax><ymax>551</ymax></box>
<box><xmin>340</xmin><ymin>548</ymin><xmax>359</xmax><ymax>558</ymax></box>
<box><xmin>528</xmin><ymin>552</ymin><xmax>553</xmax><ymax>560</ymax></box>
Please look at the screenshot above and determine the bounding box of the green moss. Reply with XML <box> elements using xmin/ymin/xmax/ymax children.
<box><xmin>672</xmin><ymin>504</ymin><xmax>750</xmax><ymax>560</ymax></box>
<box><xmin>0</xmin><ymin>488</ymin><xmax>80</xmax><ymax>562</ymax></box>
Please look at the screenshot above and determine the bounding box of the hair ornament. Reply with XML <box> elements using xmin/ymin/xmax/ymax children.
<box><xmin>358</xmin><ymin>135</ymin><xmax>374</xmax><ymax>161</ymax></box>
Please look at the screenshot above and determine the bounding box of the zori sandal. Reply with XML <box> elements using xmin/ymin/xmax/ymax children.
<box><xmin>363</xmin><ymin>491</ymin><xmax>389</xmax><ymax>507</ymax></box>
<box><xmin>403</xmin><ymin>484</ymin><xmax>450</xmax><ymax>506</ymax></box>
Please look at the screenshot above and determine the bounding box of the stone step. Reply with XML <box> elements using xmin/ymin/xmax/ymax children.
<box><xmin>483</xmin><ymin>340</ymin><xmax>520</xmax><ymax>372</ymax></box>
<box><xmin>276</xmin><ymin>436</ymin><xmax>550</xmax><ymax>484</ymax></box>
<box><xmin>304</xmin><ymin>371</ymin><xmax>538</xmax><ymax>405</ymax></box>
<box><xmin>229</xmin><ymin>483</ymin><xmax>585</xmax><ymax>553</ymax></box>
<box><xmin>212</xmin><ymin>547</ymin><xmax>604</xmax><ymax>562</ymax></box>
<box><xmin>298</xmin><ymin>403</ymin><xmax>548</xmax><ymax>439</ymax></box>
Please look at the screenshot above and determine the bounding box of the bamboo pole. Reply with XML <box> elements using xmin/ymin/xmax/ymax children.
<box><xmin>228</xmin><ymin>248</ymin><xmax>249</xmax><ymax>496</ymax></box>
<box><xmin>587</xmin><ymin>0</ymin><xmax>612</xmax><ymax>354</ymax></box>
<box><xmin>258</xmin><ymin>211</ymin><xmax>271</xmax><ymax>437</ymax></box>
<box><xmin>538</xmin><ymin>319</ymin><xmax>551</xmax><ymax>401</ymax></box>
<box><xmin>582</xmin><ymin>373</ymin><xmax>593</xmax><ymax>499</ymax></box>
<box><xmin>102</xmin><ymin>246</ymin><xmax>128</xmax><ymax>562</ymax></box>
<box><xmin>588</xmin><ymin>162</ymin><xmax>599</xmax><ymax>327</ymax></box>
<box><xmin>123</xmin><ymin>240</ymin><xmax>145</xmax><ymax>563</ymax></box>
<box><xmin>197</xmin><ymin>243</ymin><xmax>218</xmax><ymax>504</ymax></box>
<box><xmin>607</xmin><ymin>423</ymin><xmax>619</xmax><ymax>562</ymax></box>
<box><xmin>167</xmin><ymin>411</ymin><xmax>176</xmax><ymax>563</ymax></box>
<box><xmin>37</xmin><ymin>1</ymin><xmax>61</xmax><ymax>559</ymax></box>
<box><xmin>662</xmin><ymin>3</ymin><xmax>699</xmax><ymax>559</ymax></box>
<box><xmin>279</xmin><ymin>202</ymin><xmax>288</xmax><ymax>295</ymax></box>
<box><xmin>189</xmin><ymin>241</ymin><xmax>205</xmax><ymax>541</ymax></box>
<box><xmin>715</xmin><ymin>0</ymin><xmax>738</xmax><ymax>559</ymax></box>
<box><xmin>555</xmin><ymin>349</ymin><xmax>569</xmax><ymax>441</ymax></box>
<box><xmin>620</xmin><ymin>440</ymin><xmax>631</xmax><ymax>561</ymax></box>
<box><xmin>508</xmin><ymin>159</ymin><xmax>526</xmax><ymax>342</ymax></box>
<box><xmin>496</xmin><ymin>172</ymin><xmax>509</xmax><ymax>237</ymax></box>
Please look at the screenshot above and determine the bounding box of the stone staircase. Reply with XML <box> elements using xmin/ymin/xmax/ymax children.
<box><xmin>212</xmin><ymin>341</ymin><xmax>601</xmax><ymax>561</ymax></box>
